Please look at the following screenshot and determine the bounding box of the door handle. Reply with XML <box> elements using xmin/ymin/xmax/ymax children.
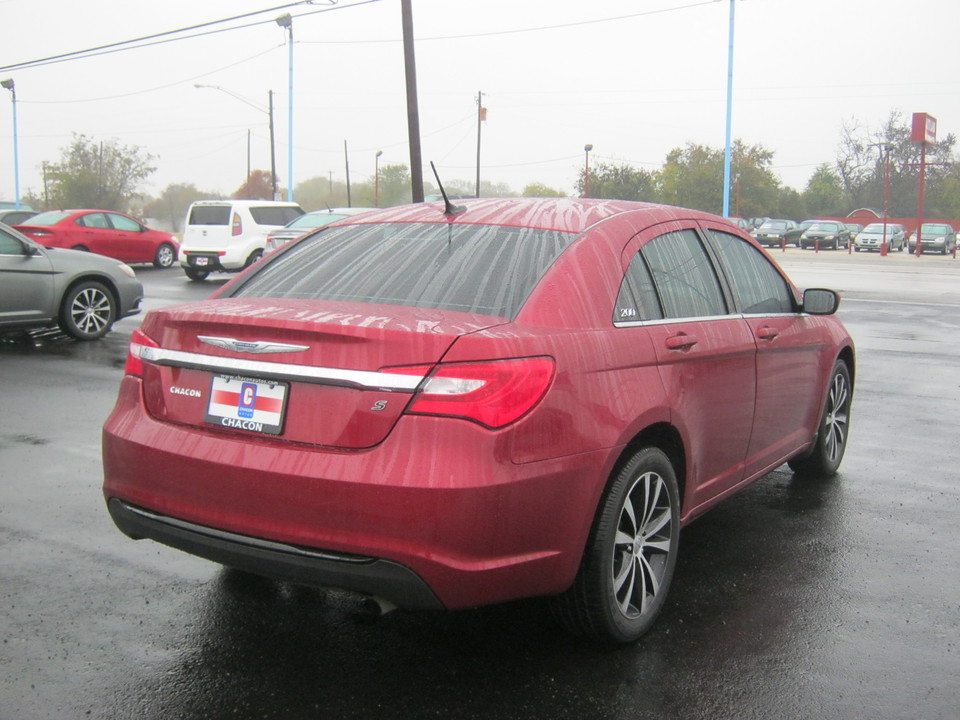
<box><xmin>665</xmin><ymin>333</ymin><xmax>698</xmax><ymax>350</ymax></box>
<box><xmin>756</xmin><ymin>326</ymin><xmax>780</xmax><ymax>341</ymax></box>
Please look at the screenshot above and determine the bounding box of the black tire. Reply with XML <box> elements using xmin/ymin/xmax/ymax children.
<box><xmin>789</xmin><ymin>360</ymin><xmax>852</xmax><ymax>477</ymax></box>
<box><xmin>553</xmin><ymin>447</ymin><xmax>680</xmax><ymax>643</ymax></box>
<box><xmin>184</xmin><ymin>267</ymin><xmax>210</xmax><ymax>282</ymax></box>
<box><xmin>72</xmin><ymin>245</ymin><xmax>89</xmax><ymax>252</ymax></box>
<box><xmin>244</xmin><ymin>249</ymin><xmax>263</xmax><ymax>268</ymax></box>
<box><xmin>153</xmin><ymin>242</ymin><xmax>176</xmax><ymax>268</ymax></box>
<box><xmin>59</xmin><ymin>280</ymin><xmax>116</xmax><ymax>340</ymax></box>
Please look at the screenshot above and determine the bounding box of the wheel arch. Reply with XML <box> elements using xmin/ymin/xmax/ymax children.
<box><xmin>609</xmin><ymin>422</ymin><xmax>687</xmax><ymax>510</ymax></box>
<box><xmin>60</xmin><ymin>273</ymin><xmax>122</xmax><ymax>315</ymax></box>
<box><xmin>838</xmin><ymin>344</ymin><xmax>855</xmax><ymax>389</ymax></box>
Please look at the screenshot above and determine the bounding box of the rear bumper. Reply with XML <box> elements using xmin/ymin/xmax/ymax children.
<box><xmin>102</xmin><ymin>376</ymin><xmax>608</xmax><ymax>610</ymax></box>
<box><xmin>107</xmin><ymin>498</ymin><xmax>443</xmax><ymax>608</ymax></box>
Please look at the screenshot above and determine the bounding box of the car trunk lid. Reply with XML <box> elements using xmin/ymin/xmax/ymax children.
<box><xmin>135</xmin><ymin>298</ymin><xmax>504</xmax><ymax>449</ymax></box>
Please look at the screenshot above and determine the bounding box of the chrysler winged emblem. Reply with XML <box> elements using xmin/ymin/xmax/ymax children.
<box><xmin>198</xmin><ymin>336</ymin><xmax>309</xmax><ymax>354</ymax></box>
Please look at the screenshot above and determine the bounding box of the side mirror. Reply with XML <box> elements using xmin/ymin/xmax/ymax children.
<box><xmin>802</xmin><ymin>288</ymin><xmax>840</xmax><ymax>315</ymax></box>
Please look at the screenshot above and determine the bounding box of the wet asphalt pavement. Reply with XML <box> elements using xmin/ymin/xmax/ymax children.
<box><xmin>1</xmin><ymin>251</ymin><xmax>958</xmax><ymax>719</ymax></box>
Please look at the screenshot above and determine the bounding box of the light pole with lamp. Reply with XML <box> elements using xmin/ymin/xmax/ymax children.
<box><xmin>375</xmin><ymin>150</ymin><xmax>383</xmax><ymax>207</ymax></box>
<box><xmin>194</xmin><ymin>83</ymin><xmax>278</xmax><ymax>199</ymax></box>
<box><xmin>1</xmin><ymin>78</ymin><xmax>21</xmax><ymax>209</ymax></box>
<box><xmin>583</xmin><ymin>144</ymin><xmax>593</xmax><ymax>198</ymax></box>
<box><xmin>276</xmin><ymin>13</ymin><xmax>294</xmax><ymax>202</ymax></box>
<box><xmin>721</xmin><ymin>0</ymin><xmax>737</xmax><ymax>218</ymax></box>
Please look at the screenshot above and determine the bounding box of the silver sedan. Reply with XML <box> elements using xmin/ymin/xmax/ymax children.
<box><xmin>0</xmin><ymin>222</ymin><xmax>143</xmax><ymax>340</ymax></box>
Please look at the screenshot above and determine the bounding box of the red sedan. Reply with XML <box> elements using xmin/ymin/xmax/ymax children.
<box><xmin>16</xmin><ymin>209</ymin><xmax>180</xmax><ymax>268</ymax></box>
<box><xmin>102</xmin><ymin>197</ymin><xmax>854</xmax><ymax>643</ymax></box>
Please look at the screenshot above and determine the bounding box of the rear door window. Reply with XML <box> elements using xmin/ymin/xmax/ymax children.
<box><xmin>641</xmin><ymin>229</ymin><xmax>727</xmax><ymax>319</ymax></box>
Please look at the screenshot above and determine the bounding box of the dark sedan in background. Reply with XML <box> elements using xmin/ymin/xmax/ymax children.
<box><xmin>782</xmin><ymin>219</ymin><xmax>816</xmax><ymax>247</ymax></box>
<box><xmin>799</xmin><ymin>221</ymin><xmax>851</xmax><ymax>250</ymax></box>
<box><xmin>752</xmin><ymin>219</ymin><xmax>797</xmax><ymax>248</ymax></box>
<box><xmin>0</xmin><ymin>223</ymin><xmax>143</xmax><ymax>340</ymax></box>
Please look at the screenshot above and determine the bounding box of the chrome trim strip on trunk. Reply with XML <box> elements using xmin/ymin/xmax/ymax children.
<box><xmin>137</xmin><ymin>345</ymin><xmax>424</xmax><ymax>391</ymax></box>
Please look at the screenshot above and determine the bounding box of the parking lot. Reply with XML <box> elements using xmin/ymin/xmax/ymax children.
<box><xmin>2</xmin><ymin>248</ymin><xmax>959</xmax><ymax>719</ymax></box>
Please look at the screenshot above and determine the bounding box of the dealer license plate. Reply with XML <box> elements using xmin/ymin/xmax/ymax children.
<box><xmin>204</xmin><ymin>375</ymin><xmax>288</xmax><ymax>435</ymax></box>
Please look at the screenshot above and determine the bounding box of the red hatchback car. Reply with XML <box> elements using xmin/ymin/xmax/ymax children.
<box><xmin>16</xmin><ymin>209</ymin><xmax>180</xmax><ymax>268</ymax></box>
<box><xmin>102</xmin><ymin>198</ymin><xmax>854</xmax><ymax>643</ymax></box>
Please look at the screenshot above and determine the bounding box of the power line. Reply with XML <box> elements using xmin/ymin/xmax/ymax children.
<box><xmin>0</xmin><ymin>0</ymin><xmax>382</xmax><ymax>73</ymax></box>
<box><xmin>301</xmin><ymin>0</ymin><xmax>716</xmax><ymax>44</ymax></box>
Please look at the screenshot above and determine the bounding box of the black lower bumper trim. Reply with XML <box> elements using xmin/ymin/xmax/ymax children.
<box><xmin>107</xmin><ymin>498</ymin><xmax>443</xmax><ymax>610</ymax></box>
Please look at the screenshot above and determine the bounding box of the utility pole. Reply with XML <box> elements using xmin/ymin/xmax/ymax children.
<box><xmin>401</xmin><ymin>0</ymin><xmax>423</xmax><ymax>202</ymax></box>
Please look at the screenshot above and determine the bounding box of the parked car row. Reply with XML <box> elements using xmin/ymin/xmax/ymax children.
<box><xmin>745</xmin><ymin>216</ymin><xmax>958</xmax><ymax>254</ymax></box>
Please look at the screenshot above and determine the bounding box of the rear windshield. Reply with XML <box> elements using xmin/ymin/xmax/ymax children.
<box><xmin>188</xmin><ymin>206</ymin><xmax>231</xmax><ymax>225</ymax></box>
<box><xmin>22</xmin><ymin>211</ymin><xmax>70</xmax><ymax>226</ymax></box>
<box><xmin>231</xmin><ymin>222</ymin><xmax>576</xmax><ymax>319</ymax></box>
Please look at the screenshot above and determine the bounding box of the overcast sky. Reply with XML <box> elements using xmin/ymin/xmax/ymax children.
<box><xmin>0</xmin><ymin>0</ymin><xmax>955</xmax><ymax>205</ymax></box>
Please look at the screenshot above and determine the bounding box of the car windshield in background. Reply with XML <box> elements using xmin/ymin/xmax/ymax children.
<box><xmin>921</xmin><ymin>224</ymin><xmax>951</xmax><ymax>234</ymax></box>
<box><xmin>808</xmin><ymin>223</ymin><xmax>839</xmax><ymax>231</ymax></box>
<box><xmin>761</xmin><ymin>221</ymin><xmax>787</xmax><ymax>230</ymax></box>
<box><xmin>289</xmin><ymin>214</ymin><xmax>344</xmax><ymax>229</ymax></box>
<box><xmin>863</xmin><ymin>224</ymin><xmax>887</xmax><ymax>233</ymax></box>
<box><xmin>249</xmin><ymin>206</ymin><xmax>303</xmax><ymax>225</ymax></box>
<box><xmin>21</xmin><ymin>211</ymin><xmax>71</xmax><ymax>226</ymax></box>
<box><xmin>232</xmin><ymin>222</ymin><xmax>576</xmax><ymax>319</ymax></box>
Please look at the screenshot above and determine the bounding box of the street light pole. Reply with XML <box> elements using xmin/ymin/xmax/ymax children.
<box><xmin>1</xmin><ymin>78</ymin><xmax>21</xmax><ymax>209</ymax></box>
<box><xmin>276</xmin><ymin>13</ymin><xmax>294</xmax><ymax>202</ymax></box>
<box><xmin>583</xmin><ymin>144</ymin><xmax>593</xmax><ymax>198</ymax></box>
<box><xmin>722</xmin><ymin>0</ymin><xmax>737</xmax><ymax>218</ymax></box>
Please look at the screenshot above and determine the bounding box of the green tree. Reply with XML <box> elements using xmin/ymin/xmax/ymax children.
<box><xmin>577</xmin><ymin>161</ymin><xmax>654</xmax><ymax>201</ymax></box>
<box><xmin>802</xmin><ymin>164</ymin><xmax>847</xmax><ymax>217</ymax></box>
<box><xmin>523</xmin><ymin>183</ymin><xmax>566</xmax><ymax>197</ymax></box>
<box><xmin>43</xmin><ymin>133</ymin><xmax>156</xmax><ymax>211</ymax></box>
<box><xmin>142</xmin><ymin>183</ymin><xmax>213</xmax><ymax>232</ymax></box>
<box><xmin>378</xmin><ymin>164</ymin><xmax>413</xmax><ymax>207</ymax></box>
<box><xmin>656</xmin><ymin>140</ymin><xmax>780</xmax><ymax>217</ymax></box>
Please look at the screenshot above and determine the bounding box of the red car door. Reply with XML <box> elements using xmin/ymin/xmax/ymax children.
<box><xmin>701</xmin><ymin>224</ymin><xmax>825</xmax><ymax>478</ymax></box>
<box><xmin>620</xmin><ymin>222</ymin><xmax>757</xmax><ymax>520</ymax></box>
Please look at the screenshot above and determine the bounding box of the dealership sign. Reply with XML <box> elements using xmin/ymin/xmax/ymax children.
<box><xmin>912</xmin><ymin>113</ymin><xmax>937</xmax><ymax>144</ymax></box>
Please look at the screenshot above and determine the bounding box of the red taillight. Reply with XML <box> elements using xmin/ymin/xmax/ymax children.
<box><xmin>125</xmin><ymin>328</ymin><xmax>159</xmax><ymax>377</ymax></box>
<box><xmin>231</xmin><ymin>212</ymin><xmax>242</xmax><ymax>236</ymax></box>
<box><xmin>388</xmin><ymin>357</ymin><xmax>555</xmax><ymax>429</ymax></box>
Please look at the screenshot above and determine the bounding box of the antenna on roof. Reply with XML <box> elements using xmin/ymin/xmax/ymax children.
<box><xmin>429</xmin><ymin>162</ymin><xmax>466</xmax><ymax>216</ymax></box>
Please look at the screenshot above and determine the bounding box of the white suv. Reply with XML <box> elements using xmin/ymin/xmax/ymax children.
<box><xmin>179</xmin><ymin>200</ymin><xmax>304</xmax><ymax>280</ymax></box>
